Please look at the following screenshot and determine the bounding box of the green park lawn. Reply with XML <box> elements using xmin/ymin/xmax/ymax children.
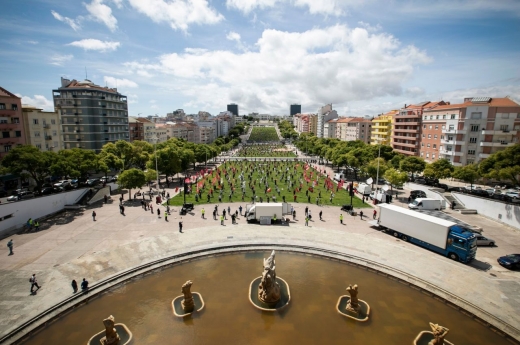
<box><xmin>248</xmin><ymin>126</ymin><xmax>280</xmax><ymax>142</ymax></box>
<box><xmin>235</xmin><ymin>144</ymin><xmax>297</xmax><ymax>157</ymax></box>
<box><xmin>167</xmin><ymin>160</ymin><xmax>370</xmax><ymax>208</ymax></box>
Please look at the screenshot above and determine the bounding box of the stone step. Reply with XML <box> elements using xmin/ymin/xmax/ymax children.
<box><xmin>459</xmin><ymin>209</ymin><xmax>477</xmax><ymax>215</ymax></box>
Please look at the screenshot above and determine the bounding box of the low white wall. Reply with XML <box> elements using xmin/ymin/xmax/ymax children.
<box><xmin>0</xmin><ymin>189</ymin><xmax>88</xmax><ymax>236</ymax></box>
<box><xmin>453</xmin><ymin>193</ymin><xmax>520</xmax><ymax>230</ymax></box>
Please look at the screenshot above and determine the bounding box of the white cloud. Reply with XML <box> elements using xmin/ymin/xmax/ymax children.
<box><xmin>127</xmin><ymin>0</ymin><xmax>224</xmax><ymax>32</ymax></box>
<box><xmin>50</xmin><ymin>54</ymin><xmax>74</xmax><ymax>66</ymax></box>
<box><xmin>125</xmin><ymin>24</ymin><xmax>431</xmax><ymax>114</ymax></box>
<box><xmin>16</xmin><ymin>94</ymin><xmax>54</xmax><ymax>111</ymax></box>
<box><xmin>127</xmin><ymin>94</ymin><xmax>139</xmax><ymax>104</ymax></box>
<box><xmin>103</xmin><ymin>76</ymin><xmax>139</xmax><ymax>88</ymax></box>
<box><xmin>68</xmin><ymin>39</ymin><xmax>120</xmax><ymax>52</ymax></box>
<box><xmin>226</xmin><ymin>0</ymin><xmax>358</xmax><ymax>16</ymax></box>
<box><xmin>84</xmin><ymin>0</ymin><xmax>118</xmax><ymax>31</ymax></box>
<box><xmin>51</xmin><ymin>10</ymin><xmax>81</xmax><ymax>31</ymax></box>
<box><xmin>109</xmin><ymin>0</ymin><xmax>124</xmax><ymax>8</ymax></box>
<box><xmin>226</xmin><ymin>31</ymin><xmax>241</xmax><ymax>42</ymax></box>
<box><xmin>27</xmin><ymin>40</ymin><xmax>39</xmax><ymax>45</ymax></box>
<box><xmin>399</xmin><ymin>0</ymin><xmax>520</xmax><ymax>17</ymax></box>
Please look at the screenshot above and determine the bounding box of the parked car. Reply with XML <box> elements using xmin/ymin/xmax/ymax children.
<box><xmin>435</xmin><ymin>183</ymin><xmax>449</xmax><ymax>191</ymax></box>
<box><xmin>7</xmin><ymin>191</ymin><xmax>35</xmax><ymax>201</ymax></box>
<box><xmin>410</xmin><ymin>190</ymin><xmax>426</xmax><ymax>199</ymax></box>
<box><xmin>54</xmin><ymin>180</ymin><xmax>72</xmax><ymax>189</ymax></box>
<box><xmin>414</xmin><ymin>178</ymin><xmax>427</xmax><ymax>185</ymax></box>
<box><xmin>86</xmin><ymin>178</ymin><xmax>101</xmax><ymax>187</ymax></box>
<box><xmin>447</xmin><ymin>186</ymin><xmax>462</xmax><ymax>192</ymax></box>
<box><xmin>497</xmin><ymin>254</ymin><xmax>520</xmax><ymax>269</ymax></box>
<box><xmin>70</xmin><ymin>179</ymin><xmax>79</xmax><ymax>188</ymax></box>
<box><xmin>470</xmin><ymin>189</ymin><xmax>490</xmax><ymax>198</ymax></box>
<box><xmin>475</xmin><ymin>235</ymin><xmax>495</xmax><ymax>246</ymax></box>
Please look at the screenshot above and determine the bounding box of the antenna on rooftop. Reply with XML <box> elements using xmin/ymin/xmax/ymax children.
<box><xmin>85</xmin><ymin>67</ymin><xmax>88</xmax><ymax>80</ymax></box>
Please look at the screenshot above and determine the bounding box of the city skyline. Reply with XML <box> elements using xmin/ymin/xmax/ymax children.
<box><xmin>1</xmin><ymin>1</ymin><xmax>519</xmax><ymax>117</ymax></box>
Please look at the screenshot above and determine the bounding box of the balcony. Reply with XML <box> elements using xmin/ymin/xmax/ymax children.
<box><xmin>394</xmin><ymin>142</ymin><xmax>418</xmax><ymax>148</ymax></box>
<box><xmin>45</xmin><ymin>136</ymin><xmax>52</xmax><ymax>140</ymax></box>
<box><xmin>393</xmin><ymin>135</ymin><xmax>417</xmax><ymax>141</ymax></box>
<box><xmin>101</xmin><ymin>105</ymin><xmax>106</xmax><ymax>108</ymax></box>
<box><xmin>393</xmin><ymin>128</ymin><xmax>418</xmax><ymax>133</ymax></box>
<box><xmin>372</xmin><ymin>124</ymin><xmax>390</xmax><ymax>129</ymax></box>
<box><xmin>439</xmin><ymin>149</ymin><xmax>463</xmax><ymax>156</ymax></box>
<box><xmin>481</xmin><ymin>129</ymin><xmax>517</xmax><ymax>135</ymax></box>
<box><xmin>42</xmin><ymin>124</ymin><xmax>50</xmax><ymax>129</ymax></box>
<box><xmin>392</xmin><ymin>148</ymin><xmax>417</xmax><ymax>155</ymax></box>
<box><xmin>394</xmin><ymin>121</ymin><xmax>419</xmax><ymax>126</ymax></box>
<box><xmin>75</xmin><ymin>121</ymin><xmax>80</xmax><ymax>124</ymax></box>
<box><xmin>442</xmin><ymin>129</ymin><xmax>467</xmax><ymax>135</ymax></box>
<box><xmin>479</xmin><ymin>153</ymin><xmax>491</xmax><ymax>159</ymax></box>
<box><xmin>394</xmin><ymin>114</ymin><xmax>421</xmax><ymax>119</ymax></box>
<box><xmin>77</xmin><ymin>138</ymin><xmax>81</xmax><ymax>141</ymax></box>
<box><xmin>480</xmin><ymin>141</ymin><xmax>516</xmax><ymax>147</ymax></box>
<box><xmin>75</xmin><ymin>130</ymin><xmax>81</xmax><ymax>133</ymax></box>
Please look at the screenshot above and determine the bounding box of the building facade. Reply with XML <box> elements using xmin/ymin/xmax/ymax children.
<box><xmin>371</xmin><ymin>110</ymin><xmax>397</xmax><ymax>145</ymax></box>
<box><xmin>22</xmin><ymin>105</ymin><xmax>63</xmax><ymax>151</ymax></box>
<box><xmin>316</xmin><ymin>104</ymin><xmax>338</xmax><ymax>138</ymax></box>
<box><xmin>227</xmin><ymin>103</ymin><xmax>238</xmax><ymax>116</ymax></box>
<box><xmin>0</xmin><ymin>87</ymin><xmax>25</xmax><ymax>158</ymax></box>
<box><xmin>128</xmin><ymin>116</ymin><xmax>144</xmax><ymax>142</ymax></box>
<box><xmin>53</xmin><ymin>78</ymin><xmax>129</xmax><ymax>151</ymax></box>
<box><xmin>290</xmin><ymin>104</ymin><xmax>301</xmax><ymax>116</ymax></box>
<box><xmin>336</xmin><ymin>118</ymin><xmax>372</xmax><ymax>143</ymax></box>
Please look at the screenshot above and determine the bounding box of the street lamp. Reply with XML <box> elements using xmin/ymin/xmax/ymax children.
<box><xmin>153</xmin><ymin>135</ymin><xmax>160</xmax><ymax>191</ymax></box>
<box><xmin>375</xmin><ymin>138</ymin><xmax>382</xmax><ymax>201</ymax></box>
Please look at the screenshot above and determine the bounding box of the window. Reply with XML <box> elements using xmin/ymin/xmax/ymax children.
<box><xmin>0</xmin><ymin>119</ymin><xmax>6</xmax><ymax>124</ymax></box>
<box><xmin>429</xmin><ymin>125</ymin><xmax>432</xmax><ymax>129</ymax></box>
<box><xmin>447</xmin><ymin>136</ymin><xmax>453</xmax><ymax>141</ymax></box>
<box><xmin>12</xmin><ymin>118</ymin><xmax>19</xmax><ymax>124</ymax></box>
<box><xmin>447</xmin><ymin>146</ymin><xmax>452</xmax><ymax>151</ymax></box>
<box><xmin>34</xmin><ymin>131</ymin><xmax>40</xmax><ymax>137</ymax></box>
<box><xmin>426</xmin><ymin>153</ymin><xmax>430</xmax><ymax>158</ymax></box>
<box><xmin>433</xmin><ymin>144</ymin><xmax>437</xmax><ymax>148</ymax></box>
<box><xmin>428</xmin><ymin>134</ymin><xmax>431</xmax><ymax>138</ymax></box>
<box><xmin>430</xmin><ymin>116</ymin><xmax>433</xmax><ymax>120</ymax></box>
<box><xmin>420</xmin><ymin>152</ymin><xmax>424</xmax><ymax>157</ymax></box>
<box><xmin>4</xmin><ymin>145</ymin><xmax>12</xmax><ymax>152</ymax></box>
<box><xmin>423</xmin><ymin>125</ymin><xmax>426</xmax><ymax>129</ymax></box>
<box><xmin>422</xmin><ymin>134</ymin><xmax>425</xmax><ymax>138</ymax></box>
<box><xmin>36</xmin><ymin>144</ymin><xmax>41</xmax><ymax>149</ymax></box>
<box><xmin>468</xmin><ymin>150</ymin><xmax>475</xmax><ymax>155</ymax></box>
<box><xmin>442</xmin><ymin>125</ymin><xmax>446</xmax><ymax>129</ymax></box>
<box><xmin>2</xmin><ymin>132</ymin><xmax>9</xmax><ymax>138</ymax></box>
<box><xmin>0</xmin><ymin>103</ymin><xmax>5</xmax><ymax>109</ymax></box>
<box><xmin>421</xmin><ymin>143</ymin><xmax>424</xmax><ymax>147</ymax></box>
<box><xmin>443</xmin><ymin>115</ymin><xmax>446</xmax><ymax>119</ymax></box>
<box><xmin>423</xmin><ymin>116</ymin><xmax>427</xmax><ymax>120</ymax></box>
<box><xmin>51</xmin><ymin>119</ymin><xmax>56</xmax><ymax>125</ymax></box>
<box><xmin>470</xmin><ymin>112</ymin><xmax>481</xmax><ymax>119</ymax></box>
<box><xmin>434</xmin><ymin>125</ymin><xmax>438</xmax><ymax>129</ymax></box>
<box><xmin>15</xmin><ymin>131</ymin><xmax>21</xmax><ymax>137</ymax></box>
<box><xmin>436</xmin><ymin>115</ymin><xmax>439</xmax><ymax>119</ymax></box>
<box><xmin>441</xmin><ymin>135</ymin><xmax>444</xmax><ymax>139</ymax></box>
<box><xmin>449</xmin><ymin>125</ymin><xmax>454</xmax><ymax>131</ymax></box>
<box><xmin>469</xmin><ymin>137</ymin><xmax>477</xmax><ymax>143</ymax></box>
<box><xmin>11</xmin><ymin>104</ymin><xmax>18</xmax><ymax>110</ymax></box>
<box><xmin>432</xmin><ymin>154</ymin><xmax>435</xmax><ymax>159</ymax></box>
<box><xmin>500</xmin><ymin>125</ymin><xmax>509</xmax><ymax>132</ymax></box>
<box><xmin>470</xmin><ymin>125</ymin><xmax>479</xmax><ymax>132</ymax></box>
<box><xmin>427</xmin><ymin>144</ymin><xmax>430</xmax><ymax>148</ymax></box>
<box><xmin>451</xmin><ymin>114</ymin><xmax>456</xmax><ymax>119</ymax></box>
<box><xmin>467</xmin><ymin>159</ymin><xmax>474</xmax><ymax>165</ymax></box>
<box><xmin>434</xmin><ymin>135</ymin><xmax>438</xmax><ymax>139</ymax></box>
<box><xmin>33</xmin><ymin>119</ymin><xmax>39</xmax><ymax>125</ymax></box>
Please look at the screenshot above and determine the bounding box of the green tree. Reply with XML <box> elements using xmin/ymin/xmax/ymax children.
<box><xmin>430</xmin><ymin>158</ymin><xmax>454</xmax><ymax>179</ymax></box>
<box><xmin>118</xmin><ymin>168</ymin><xmax>146</xmax><ymax>198</ymax></box>
<box><xmin>1</xmin><ymin>145</ymin><xmax>58</xmax><ymax>190</ymax></box>
<box><xmin>453</xmin><ymin>164</ymin><xmax>480</xmax><ymax>188</ymax></box>
<box><xmin>364</xmin><ymin>158</ymin><xmax>388</xmax><ymax>184</ymax></box>
<box><xmin>390</xmin><ymin>154</ymin><xmax>405</xmax><ymax>169</ymax></box>
<box><xmin>58</xmin><ymin>148</ymin><xmax>98</xmax><ymax>178</ymax></box>
<box><xmin>144</xmin><ymin>169</ymin><xmax>157</xmax><ymax>184</ymax></box>
<box><xmin>400</xmin><ymin>156</ymin><xmax>426</xmax><ymax>179</ymax></box>
<box><xmin>383</xmin><ymin>168</ymin><xmax>408</xmax><ymax>190</ymax></box>
<box><xmin>479</xmin><ymin>144</ymin><xmax>520</xmax><ymax>187</ymax></box>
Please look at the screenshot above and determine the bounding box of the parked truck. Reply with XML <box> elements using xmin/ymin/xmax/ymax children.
<box><xmin>356</xmin><ymin>183</ymin><xmax>371</xmax><ymax>196</ymax></box>
<box><xmin>246</xmin><ymin>203</ymin><xmax>292</xmax><ymax>224</ymax></box>
<box><xmin>408</xmin><ymin>198</ymin><xmax>442</xmax><ymax>210</ymax></box>
<box><xmin>372</xmin><ymin>204</ymin><xmax>477</xmax><ymax>263</ymax></box>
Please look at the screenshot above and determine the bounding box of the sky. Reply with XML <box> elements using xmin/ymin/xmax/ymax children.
<box><xmin>1</xmin><ymin>0</ymin><xmax>519</xmax><ymax>117</ymax></box>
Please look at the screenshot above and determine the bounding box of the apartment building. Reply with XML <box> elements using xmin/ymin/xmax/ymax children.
<box><xmin>308</xmin><ymin>114</ymin><xmax>318</xmax><ymax>136</ymax></box>
<box><xmin>392</xmin><ymin>101</ymin><xmax>447</xmax><ymax>156</ymax></box>
<box><xmin>22</xmin><ymin>105</ymin><xmax>63</xmax><ymax>151</ymax></box>
<box><xmin>371</xmin><ymin>110</ymin><xmax>397</xmax><ymax>145</ymax></box>
<box><xmin>432</xmin><ymin>97</ymin><xmax>520</xmax><ymax>166</ymax></box>
<box><xmin>293</xmin><ymin>114</ymin><xmax>310</xmax><ymax>133</ymax></box>
<box><xmin>336</xmin><ymin>118</ymin><xmax>372</xmax><ymax>143</ymax></box>
<box><xmin>53</xmin><ymin>78</ymin><xmax>129</xmax><ymax>151</ymax></box>
<box><xmin>137</xmin><ymin>117</ymin><xmax>158</xmax><ymax>144</ymax></box>
<box><xmin>128</xmin><ymin>116</ymin><xmax>144</xmax><ymax>142</ymax></box>
<box><xmin>316</xmin><ymin>104</ymin><xmax>338</xmax><ymax>138</ymax></box>
<box><xmin>0</xmin><ymin>87</ymin><xmax>25</xmax><ymax>158</ymax></box>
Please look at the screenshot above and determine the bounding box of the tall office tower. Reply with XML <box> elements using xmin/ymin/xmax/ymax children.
<box><xmin>290</xmin><ymin>104</ymin><xmax>301</xmax><ymax>116</ymax></box>
<box><xmin>53</xmin><ymin>78</ymin><xmax>129</xmax><ymax>152</ymax></box>
<box><xmin>227</xmin><ymin>103</ymin><xmax>239</xmax><ymax>116</ymax></box>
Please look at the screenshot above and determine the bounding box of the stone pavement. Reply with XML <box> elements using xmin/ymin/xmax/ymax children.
<box><xmin>0</xmin><ymin>195</ymin><xmax>520</xmax><ymax>342</ymax></box>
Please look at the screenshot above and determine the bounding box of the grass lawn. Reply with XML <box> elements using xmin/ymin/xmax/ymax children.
<box><xmin>167</xmin><ymin>160</ymin><xmax>371</xmax><ymax>208</ymax></box>
<box><xmin>248</xmin><ymin>126</ymin><xmax>280</xmax><ymax>142</ymax></box>
<box><xmin>235</xmin><ymin>144</ymin><xmax>297</xmax><ymax>157</ymax></box>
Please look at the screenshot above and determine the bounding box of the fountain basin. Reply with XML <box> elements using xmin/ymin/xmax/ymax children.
<box><xmin>336</xmin><ymin>296</ymin><xmax>370</xmax><ymax>322</ymax></box>
<box><xmin>172</xmin><ymin>292</ymin><xmax>205</xmax><ymax>317</ymax></box>
<box><xmin>87</xmin><ymin>324</ymin><xmax>133</xmax><ymax>345</ymax></box>
<box><xmin>249</xmin><ymin>276</ymin><xmax>290</xmax><ymax>311</ymax></box>
<box><xmin>413</xmin><ymin>331</ymin><xmax>454</xmax><ymax>345</ymax></box>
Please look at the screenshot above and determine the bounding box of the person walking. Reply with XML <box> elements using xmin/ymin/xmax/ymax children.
<box><xmin>231</xmin><ymin>213</ymin><xmax>236</xmax><ymax>224</ymax></box>
<box><xmin>201</xmin><ymin>208</ymin><xmax>205</xmax><ymax>219</ymax></box>
<box><xmin>179</xmin><ymin>221</ymin><xmax>183</xmax><ymax>233</ymax></box>
<box><xmin>373</xmin><ymin>209</ymin><xmax>377</xmax><ymax>219</ymax></box>
<box><xmin>92</xmin><ymin>211</ymin><xmax>96</xmax><ymax>221</ymax></box>
<box><xmin>157</xmin><ymin>208</ymin><xmax>160</xmax><ymax>218</ymax></box>
<box><xmin>359</xmin><ymin>211</ymin><xmax>364</xmax><ymax>220</ymax></box>
<box><xmin>121</xmin><ymin>205</ymin><xmax>125</xmax><ymax>215</ymax></box>
<box><xmin>164</xmin><ymin>211</ymin><xmax>168</xmax><ymax>222</ymax></box>
<box><xmin>451</xmin><ymin>201</ymin><xmax>456</xmax><ymax>210</ymax></box>
<box><xmin>7</xmin><ymin>239</ymin><xmax>13</xmax><ymax>255</ymax></box>
<box><xmin>305</xmin><ymin>215</ymin><xmax>309</xmax><ymax>226</ymax></box>
<box><xmin>227</xmin><ymin>206</ymin><xmax>231</xmax><ymax>216</ymax></box>
<box><xmin>104</xmin><ymin>195</ymin><xmax>108</xmax><ymax>204</ymax></box>
<box><xmin>408</xmin><ymin>196</ymin><xmax>411</xmax><ymax>203</ymax></box>
<box><xmin>293</xmin><ymin>210</ymin><xmax>296</xmax><ymax>220</ymax></box>
<box><xmin>308</xmin><ymin>210</ymin><xmax>312</xmax><ymax>221</ymax></box>
<box><xmin>71</xmin><ymin>279</ymin><xmax>78</xmax><ymax>293</ymax></box>
<box><xmin>223</xmin><ymin>209</ymin><xmax>227</xmax><ymax>220</ymax></box>
<box><xmin>220</xmin><ymin>214</ymin><xmax>224</xmax><ymax>225</ymax></box>
<box><xmin>239</xmin><ymin>205</ymin><xmax>243</xmax><ymax>215</ymax></box>
<box><xmin>319</xmin><ymin>210</ymin><xmax>323</xmax><ymax>221</ymax></box>
<box><xmin>150</xmin><ymin>204</ymin><xmax>153</xmax><ymax>214</ymax></box>
<box><xmin>340</xmin><ymin>213</ymin><xmax>343</xmax><ymax>224</ymax></box>
<box><xmin>30</xmin><ymin>274</ymin><xmax>41</xmax><ymax>294</ymax></box>
<box><xmin>34</xmin><ymin>221</ymin><xmax>40</xmax><ymax>231</ymax></box>
<box><xmin>213</xmin><ymin>209</ymin><xmax>217</xmax><ymax>220</ymax></box>
<box><xmin>81</xmin><ymin>278</ymin><xmax>89</xmax><ymax>292</ymax></box>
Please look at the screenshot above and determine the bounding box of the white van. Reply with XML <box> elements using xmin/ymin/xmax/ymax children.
<box><xmin>356</xmin><ymin>183</ymin><xmax>371</xmax><ymax>196</ymax></box>
<box><xmin>408</xmin><ymin>198</ymin><xmax>442</xmax><ymax>210</ymax></box>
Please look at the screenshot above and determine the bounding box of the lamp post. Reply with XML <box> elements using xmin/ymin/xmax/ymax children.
<box><xmin>153</xmin><ymin>135</ymin><xmax>159</xmax><ymax>191</ymax></box>
<box><xmin>375</xmin><ymin>138</ymin><xmax>381</xmax><ymax>201</ymax></box>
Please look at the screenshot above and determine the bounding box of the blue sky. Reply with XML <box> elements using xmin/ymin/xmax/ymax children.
<box><xmin>1</xmin><ymin>0</ymin><xmax>519</xmax><ymax>117</ymax></box>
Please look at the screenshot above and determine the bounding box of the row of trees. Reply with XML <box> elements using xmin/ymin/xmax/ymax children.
<box><xmin>0</xmin><ymin>124</ymin><xmax>245</xmax><ymax>193</ymax></box>
<box><xmin>278</xmin><ymin>120</ymin><xmax>299</xmax><ymax>139</ymax></box>
<box><xmin>293</xmin><ymin>134</ymin><xmax>520</xmax><ymax>187</ymax></box>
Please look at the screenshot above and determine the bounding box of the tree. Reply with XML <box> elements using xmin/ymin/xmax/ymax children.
<box><xmin>144</xmin><ymin>169</ymin><xmax>157</xmax><ymax>184</ymax></box>
<box><xmin>364</xmin><ymin>158</ymin><xmax>388</xmax><ymax>185</ymax></box>
<box><xmin>453</xmin><ymin>164</ymin><xmax>480</xmax><ymax>188</ymax></box>
<box><xmin>1</xmin><ymin>145</ymin><xmax>58</xmax><ymax>190</ymax></box>
<box><xmin>429</xmin><ymin>158</ymin><xmax>454</xmax><ymax>179</ymax></box>
<box><xmin>479</xmin><ymin>144</ymin><xmax>520</xmax><ymax>187</ymax></box>
<box><xmin>400</xmin><ymin>156</ymin><xmax>426</xmax><ymax>179</ymax></box>
<box><xmin>58</xmin><ymin>148</ymin><xmax>98</xmax><ymax>178</ymax></box>
<box><xmin>390</xmin><ymin>154</ymin><xmax>405</xmax><ymax>169</ymax></box>
<box><xmin>383</xmin><ymin>168</ymin><xmax>408</xmax><ymax>190</ymax></box>
<box><xmin>118</xmin><ymin>168</ymin><xmax>145</xmax><ymax>198</ymax></box>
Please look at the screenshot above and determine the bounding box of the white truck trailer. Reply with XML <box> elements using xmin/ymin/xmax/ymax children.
<box><xmin>408</xmin><ymin>198</ymin><xmax>442</xmax><ymax>210</ymax></box>
<box><xmin>373</xmin><ymin>204</ymin><xmax>476</xmax><ymax>263</ymax></box>
<box><xmin>246</xmin><ymin>203</ymin><xmax>292</xmax><ymax>224</ymax></box>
